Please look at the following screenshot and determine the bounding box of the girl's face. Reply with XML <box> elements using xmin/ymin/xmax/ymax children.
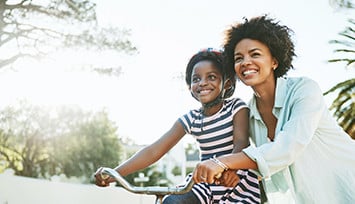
<box><xmin>233</xmin><ymin>39</ymin><xmax>278</xmax><ymax>87</ymax></box>
<box><xmin>190</xmin><ymin>60</ymin><xmax>224</xmax><ymax>105</ymax></box>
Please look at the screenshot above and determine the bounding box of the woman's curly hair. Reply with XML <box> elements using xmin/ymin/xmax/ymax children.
<box><xmin>185</xmin><ymin>48</ymin><xmax>236</xmax><ymax>99</ymax></box>
<box><xmin>223</xmin><ymin>15</ymin><xmax>296</xmax><ymax>78</ymax></box>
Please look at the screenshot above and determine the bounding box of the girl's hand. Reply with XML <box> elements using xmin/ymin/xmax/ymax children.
<box><xmin>219</xmin><ymin>170</ymin><xmax>240</xmax><ymax>187</ymax></box>
<box><xmin>192</xmin><ymin>160</ymin><xmax>225</xmax><ymax>184</ymax></box>
<box><xmin>94</xmin><ymin>167</ymin><xmax>115</xmax><ymax>187</ymax></box>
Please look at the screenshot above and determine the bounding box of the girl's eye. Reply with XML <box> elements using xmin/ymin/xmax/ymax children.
<box><xmin>192</xmin><ymin>77</ymin><xmax>200</xmax><ymax>83</ymax></box>
<box><xmin>208</xmin><ymin>75</ymin><xmax>217</xmax><ymax>80</ymax></box>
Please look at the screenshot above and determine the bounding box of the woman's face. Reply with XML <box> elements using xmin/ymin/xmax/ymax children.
<box><xmin>189</xmin><ymin>60</ymin><xmax>224</xmax><ymax>104</ymax></box>
<box><xmin>233</xmin><ymin>39</ymin><xmax>278</xmax><ymax>87</ymax></box>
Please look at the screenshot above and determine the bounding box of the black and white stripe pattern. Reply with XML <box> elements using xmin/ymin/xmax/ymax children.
<box><xmin>179</xmin><ymin>98</ymin><xmax>261</xmax><ymax>203</ymax></box>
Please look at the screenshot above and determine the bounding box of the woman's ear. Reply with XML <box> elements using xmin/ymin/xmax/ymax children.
<box><xmin>272</xmin><ymin>58</ymin><xmax>279</xmax><ymax>70</ymax></box>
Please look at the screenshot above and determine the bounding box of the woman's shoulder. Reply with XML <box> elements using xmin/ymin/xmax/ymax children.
<box><xmin>283</xmin><ymin>77</ymin><xmax>323</xmax><ymax>99</ymax></box>
<box><xmin>286</xmin><ymin>76</ymin><xmax>318</xmax><ymax>86</ymax></box>
<box><xmin>285</xmin><ymin>76</ymin><xmax>321</xmax><ymax>90</ymax></box>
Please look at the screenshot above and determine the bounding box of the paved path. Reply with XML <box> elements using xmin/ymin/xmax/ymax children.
<box><xmin>0</xmin><ymin>173</ymin><xmax>155</xmax><ymax>204</ymax></box>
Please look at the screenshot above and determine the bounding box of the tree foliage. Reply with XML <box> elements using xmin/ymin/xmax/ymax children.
<box><xmin>329</xmin><ymin>0</ymin><xmax>354</xmax><ymax>9</ymax></box>
<box><xmin>0</xmin><ymin>0</ymin><xmax>136</xmax><ymax>71</ymax></box>
<box><xmin>324</xmin><ymin>78</ymin><xmax>355</xmax><ymax>137</ymax></box>
<box><xmin>0</xmin><ymin>102</ymin><xmax>53</xmax><ymax>177</ymax></box>
<box><xmin>0</xmin><ymin>101</ymin><xmax>123</xmax><ymax>182</ymax></box>
<box><xmin>328</xmin><ymin>19</ymin><xmax>355</xmax><ymax>67</ymax></box>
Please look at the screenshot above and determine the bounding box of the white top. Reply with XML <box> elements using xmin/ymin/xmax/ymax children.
<box><xmin>243</xmin><ymin>77</ymin><xmax>355</xmax><ymax>204</ymax></box>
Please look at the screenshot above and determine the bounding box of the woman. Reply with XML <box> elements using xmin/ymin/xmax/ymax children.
<box><xmin>193</xmin><ymin>15</ymin><xmax>355</xmax><ymax>204</ymax></box>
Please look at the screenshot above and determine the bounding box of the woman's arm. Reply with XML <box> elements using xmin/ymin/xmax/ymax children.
<box><xmin>243</xmin><ymin>78</ymin><xmax>326</xmax><ymax>177</ymax></box>
<box><xmin>194</xmin><ymin>78</ymin><xmax>327</xmax><ymax>183</ymax></box>
<box><xmin>193</xmin><ymin>151</ymin><xmax>257</xmax><ymax>184</ymax></box>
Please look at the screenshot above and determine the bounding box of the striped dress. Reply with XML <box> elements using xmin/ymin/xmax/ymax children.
<box><xmin>179</xmin><ymin>98</ymin><xmax>261</xmax><ymax>204</ymax></box>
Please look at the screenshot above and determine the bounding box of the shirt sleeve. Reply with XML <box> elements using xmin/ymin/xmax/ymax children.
<box><xmin>232</xmin><ymin>98</ymin><xmax>249</xmax><ymax>116</ymax></box>
<box><xmin>178</xmin><ymin>111</ymin><xmax>193</xmax><ymax>134</ymax></box>
<box><xmin>243</xmin><ymin>78</ymin><xmax>326</xmax><ymax>178</ymax></box>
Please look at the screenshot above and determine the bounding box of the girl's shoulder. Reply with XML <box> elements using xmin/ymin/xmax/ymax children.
<box><xmin>224</xmin><ymin>97</ymin><xmax>249</xmax><ymax>113</ymax></box>
<box><xmin>225</xmin><ymin>97</ymin><xmax>247</xmax><ymax>105</ymax></box>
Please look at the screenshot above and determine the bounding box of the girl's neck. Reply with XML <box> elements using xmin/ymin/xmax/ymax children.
<box><xmin>201</xmin><ymin>102</ymin><xmax>223</xmax><ymax>116</ymax></box>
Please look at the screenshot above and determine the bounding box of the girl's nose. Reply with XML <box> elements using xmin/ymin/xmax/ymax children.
<box><xmin>199</xmin><ymin>78</ymin><xmax>208</xmax><ymax>86</ymax></box>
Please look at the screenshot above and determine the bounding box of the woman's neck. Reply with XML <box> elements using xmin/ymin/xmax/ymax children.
<box><xmin>252</xmin><ymin>79</ymin><xmax>276</xmax><ymax>107</ymax></box>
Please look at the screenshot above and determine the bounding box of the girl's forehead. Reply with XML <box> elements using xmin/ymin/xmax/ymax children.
<box><xmin>192</xmin><ymin>60</ymin><xmax>221</xmax><ymax>74</ymax></box>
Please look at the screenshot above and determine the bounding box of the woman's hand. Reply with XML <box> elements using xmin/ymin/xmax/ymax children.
<box><xmin>94</xmin><ymin>167</ymin><xmax>115</xmax><ymax>187</ymax></box>
<box><xmin>192</xmin><ymin>160</ymin><xmax>225</xmax><ymax>184</ymax></box>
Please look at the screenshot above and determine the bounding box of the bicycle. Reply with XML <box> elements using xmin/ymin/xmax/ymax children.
<box><xmin>99</xmin><ymin>167</ymin><xmax>195</xmax><ymax>204</ymax></box>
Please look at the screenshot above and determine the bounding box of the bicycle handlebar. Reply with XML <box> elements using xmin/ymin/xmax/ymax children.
<box><xmin>100</xmin><ymin>167</ymin><xmax>195</xmax><ymax>196</ymax></box>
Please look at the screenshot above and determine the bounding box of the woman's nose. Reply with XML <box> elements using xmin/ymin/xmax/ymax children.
<box><xmin>241</xmin><ymin>57</ymin><xmax>252</xmax><ymax>66</ymax></box>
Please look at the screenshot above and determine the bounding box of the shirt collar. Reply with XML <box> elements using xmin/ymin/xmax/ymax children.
<box><xmin>274</xmin><ymin>77</ymin><xmax>287</xmax><ymax>108</ymax></box>
<box><xmin>249</xmin><ymin>77</ymin><xmax>287</xmax><ymax>119</ymax></box>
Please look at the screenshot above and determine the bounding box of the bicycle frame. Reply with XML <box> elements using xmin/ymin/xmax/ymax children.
<box><xmin>100</xmin><ymin>167</ymin><xmax>195</xmax><ymax>204</ymax></box>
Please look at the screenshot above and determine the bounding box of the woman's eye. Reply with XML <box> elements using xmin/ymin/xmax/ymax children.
<box><xmin>252</xmin><ymin>52</ymin><xmax>260</xmax><ymax>57</ymax></box>
<box><xmin>234</xmin><ymin>56</ymin><xmax>242</xmax><ymax>63</ymax></box>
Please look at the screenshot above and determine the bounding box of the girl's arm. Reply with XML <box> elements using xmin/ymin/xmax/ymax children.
<box><xmin>232</xmin><ymin>107</ymin><xmax>250</xmax><ymax>153</ymax></box>
<box><xmin>219</xmin><ymin>107</ymin><xmax>250</xmax><ymax>186</ymax></box>
<box><xmin>115</xmin><ymin>120</ymin><xmax>186</xmax><ymax>176</ymax></box>
<box><xmin>95</xmin><ymin>120</ymin><xmax>186</xmax><ymax>186</ymax></box>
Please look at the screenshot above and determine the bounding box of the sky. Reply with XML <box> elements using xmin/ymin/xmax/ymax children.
<box><xmin>0</xmin><ymin>0</ymin><xmax>354</xmax><ymax>146</ymax></box>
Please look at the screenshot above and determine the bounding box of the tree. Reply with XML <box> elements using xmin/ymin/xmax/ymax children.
<box><xmin>0</xmin><ymin>0</ymin><xmax>136</xmax><ymax>72</ymax></box>
<box><xmin>51</xmin><ymin>107</ymin><xmax>123</xmax><ymax>182</ymax></box>
<box><xmin>0</xmin><ymin>101</ymin><xmax>124</xmax><ymax>182</ymax></box>
<box><xmin>0</xmin><ymin>101</ymin><xmax>55</xmax><ymax>177</ymax></box>
<box><xmin>325</xmin><ymin>3</ymin><xmax>354</xmax><ymax>138</ymax></box>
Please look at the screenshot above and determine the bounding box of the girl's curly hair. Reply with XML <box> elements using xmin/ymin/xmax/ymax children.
<box><xmin>223</xmin><ymin>15</ymin><xmax>296</xmax><ymax>78</ymax></box>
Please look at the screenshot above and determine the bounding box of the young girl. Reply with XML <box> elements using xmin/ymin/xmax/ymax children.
<box><xmin>192</xmin><ymin>15</ymin><xmax>355</xmax><ymax>204</ymax></box>
<box><xmin>95</xmin><ymin>48</ymin><xmax>260</xmax><ymax>204</ymax></box>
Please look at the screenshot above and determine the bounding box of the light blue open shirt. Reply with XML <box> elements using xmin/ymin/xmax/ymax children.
<box><xmin>243</xmin><ymin>77</ymin><xmax>355</xmax><ymax>204</ymax></box>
